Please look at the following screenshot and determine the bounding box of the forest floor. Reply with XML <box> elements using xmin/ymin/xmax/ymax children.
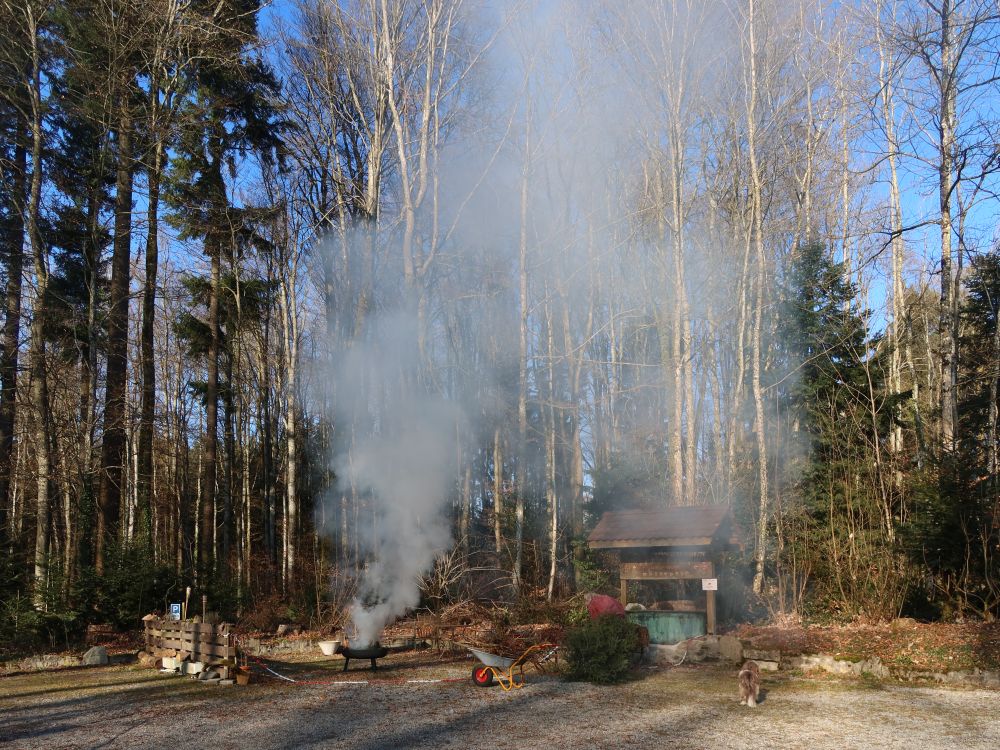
<box><xmin>2</xmin><ymin>651</ymin><xmax>1000</xmax><ymax>749</ymax></box>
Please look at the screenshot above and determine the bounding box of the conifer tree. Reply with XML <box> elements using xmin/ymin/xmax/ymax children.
<box><xmin>167</xmin><ymin>0</ymin><xmax>279</xmax><ymax>578</ymax></box>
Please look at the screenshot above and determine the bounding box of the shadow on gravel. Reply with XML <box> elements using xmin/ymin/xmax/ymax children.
<box><xmin>266</xmin><ymin>680</ymin><xmax>710</xmax><ymax>750</ymax></box>
<box><xmin>255</xmin><ymin>653</ymin><xmax>470</xmax><ymax>680</ymax></box>
<box><xmin>0</xmin><ymin>673</ymin><xmax>166</xmax><ymax>701</ymax></box>
<box><xmin>273</xmin><ymin>683</ymin><xmax>550</xmax><ymax>749</ymax></box>
<box><xmin>0</xmin><ymin>673</ymin><xmax>234</xmax><ymax>744</ymax></box>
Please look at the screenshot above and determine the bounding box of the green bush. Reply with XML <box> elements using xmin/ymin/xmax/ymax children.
<box><xmin>71</xmin><ymin>543</ymin><xmax>184</xmax><ymax>627</ymax></box>
<box><xmin>563</xmin><ymin>615</ymin><xmax>639</xmax><ymax>684</ymax></box>
<box><xmin>0</xmin><ymin>591</ymin><xmax>84</xmax><ymax>653</ymax></box>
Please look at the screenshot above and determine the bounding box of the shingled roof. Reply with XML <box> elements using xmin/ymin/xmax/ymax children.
<box><xmin>588</xmin><ymin>505</ymin><xmax>741</xmax><ymax>549</ymax></box>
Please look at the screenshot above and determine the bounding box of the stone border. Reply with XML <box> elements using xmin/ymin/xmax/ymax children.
<box><xmin>786</xmin><ymin>653</ymin><xmax>1000</xmax><ymax>688</ymax></box>
<box><xmin>642</xmin><ymin>634</ymin><xmax>1000</xmax><ymax>689</ymax></box>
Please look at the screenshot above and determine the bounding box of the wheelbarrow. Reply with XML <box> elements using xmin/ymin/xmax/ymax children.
<box><xmin>464</xmin><ymin>643</ymin><xmax>559</xmax><ymax>690</ymax></box>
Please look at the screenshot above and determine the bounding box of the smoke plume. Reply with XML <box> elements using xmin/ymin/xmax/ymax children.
<box><xmin>324</xmin><ymin>311</ymin><xmax>467</xmax><ymax>647</ymax></box>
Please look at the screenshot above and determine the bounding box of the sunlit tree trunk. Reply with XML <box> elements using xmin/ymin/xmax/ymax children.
<box><xmin>22</xmin><ymin>0</ymin><xmax>50</xmax><ymax>605</ymax></box>
<box><xmin>746</xmin><ymin>0</ymin><xmax>771</xmax><ymax>596</ymax></box>
<box><xmin>514</xmin><ymin>110</ymin><xmax>530</xmax><ymax>594</ymax></box>
<box><xmin>0</xmin><ymin>129</ymin><xmax>25</xmax><ymax>545</ymax></box>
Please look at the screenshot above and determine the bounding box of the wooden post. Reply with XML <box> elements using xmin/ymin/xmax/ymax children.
<box><xmin>706</xmin><ymin>561</ymin><xmax>716</xmax><ymax>635</ymax></box>
<box><xmin>620</xmin><ymin>576</ymin><xmax>628</xmax><ymax>605</ymax></box>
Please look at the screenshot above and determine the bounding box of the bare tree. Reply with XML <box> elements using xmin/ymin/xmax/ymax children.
<box><xmin>896</xmin><ymin>0</ymin><xmax>1000</xmax><ymax>455</ymax></box>
<box><xmin>3</xmin><ymin>0</ymin><xmax>54</xmax><ymax>604</ymax></box>
<box><xmin>0</xmin><ymin>0</ymin><xmax>28</xmax><ymax>547</ymax></box>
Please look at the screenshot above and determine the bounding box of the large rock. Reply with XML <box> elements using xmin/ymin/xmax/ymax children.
<box><xmin>82</xmin><ymin>646</ymin><xmax>109</xmax><ymax>666</ymax></box>
<box><xmin>718</xmin><ymin>635</ymin><xmax>745</xmax><ymax>662</ymax></box>
<box><xmin>644</xmin><ymin>643</ymin><xmax>689</xmax><ymax>665</ymax></box>
<box><xmin>686</xmin><ymin>636</ymin><xmax>720</xmax><ymax>661</ymax></box>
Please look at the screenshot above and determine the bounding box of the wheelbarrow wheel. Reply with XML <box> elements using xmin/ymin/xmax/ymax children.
<box><xmin>472</xmin><ymin>665</ymin><xmax>495</xmax><ymax>687</ymax></box>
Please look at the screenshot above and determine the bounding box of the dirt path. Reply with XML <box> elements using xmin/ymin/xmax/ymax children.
<box><xmin>1</xmin><ymin>657</ymin><xmax>998</xmax><ymax>749</ymax></box>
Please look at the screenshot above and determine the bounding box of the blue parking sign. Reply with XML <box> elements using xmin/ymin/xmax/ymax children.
<box><xmin>170</xmin><ymin>603</ymin><xmax>181</xmax><ymax>621</ymax></box>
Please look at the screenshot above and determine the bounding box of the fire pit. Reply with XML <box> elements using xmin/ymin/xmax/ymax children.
<box><xmin>338</xmin><ymin>642</ymin><xmax>390</xmax><ymax>671</ymax></box>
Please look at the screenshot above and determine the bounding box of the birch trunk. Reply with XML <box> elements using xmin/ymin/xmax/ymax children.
<box><xmin>23</xmin><ymin>2</ymin><xmax>50</xmax><ymax>605</ymax></box>
<box><xmin>492</xmin><ymin>428</ymin><xmax>503</xmax><ymax>554</ymax></box>
<box><xmin>0</xmin><ymin>133</ymin><xmax>25</xmax><ymax>540</ymax></box>
<box><xmin>937</xmin><ymin>0</ymin><xmax>957</xmax><ymax>452</ymax></box>
<box><xmin>746</xmin><ymin>0</ymin><xmax>770</xmax><ymax>596</ymax></box>
<box><xmin>514</xmin><ymin>112</ymin><xmax>529</xmax><ymax>593</ymax></box>
<box><xmin>279</xmin><ymin>252</ymin><xmax>300</xmax><ymax>591</ymax></box>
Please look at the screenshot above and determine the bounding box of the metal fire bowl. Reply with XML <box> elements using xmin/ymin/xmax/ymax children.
<box><xmin>339</xmin><ymin>643</ymin><xmax>390</xmax><ymax>671</ymax></box>
<box><xmin>340</xmin><ymin>645</ymin><xmax>389</xmax><ymax>660</ymax></box>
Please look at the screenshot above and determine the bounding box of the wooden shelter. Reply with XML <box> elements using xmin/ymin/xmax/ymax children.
<box><xmin>587</xmin><ymin>505</ymin><xmax>742</xmax><ymax>636</ymax></box>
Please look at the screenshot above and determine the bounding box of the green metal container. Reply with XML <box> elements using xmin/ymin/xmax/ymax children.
<box><xmin>627</xmin><ymin>611</ymin><xmax>706</xmax><ymax>645</ymax></box>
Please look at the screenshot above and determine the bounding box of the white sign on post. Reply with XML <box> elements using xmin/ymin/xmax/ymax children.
<box><xmin>701</xmin><ymin>578</ymin><xmax>718</xmax><ymax>591</ymax></box>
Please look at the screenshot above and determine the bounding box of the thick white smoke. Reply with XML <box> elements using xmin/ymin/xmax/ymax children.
<box><xmin>325</xmin><ymin>312</ymin><xmax>467</xmax><ymax>647</ymax></box>
<box><xmin>341</xmin><ymin>400</ymin><xmax>463</xmax><ymax>646</ymax></box>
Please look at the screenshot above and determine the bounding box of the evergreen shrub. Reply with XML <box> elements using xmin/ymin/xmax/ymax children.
<box><xmin>564</xmin><ymin>615</ymin><xmax>639</xmax><ymax>684</ymax></box>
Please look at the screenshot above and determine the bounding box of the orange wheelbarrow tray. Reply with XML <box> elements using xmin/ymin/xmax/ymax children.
<box><xmin>464</xmin><ymin>643</ymin><xmax>559</xmax><ymax>690</ymax></box>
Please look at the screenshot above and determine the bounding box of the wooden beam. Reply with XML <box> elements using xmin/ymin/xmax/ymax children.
<box><xmin>589</xmin><ymin>537</ymin><xmax>714</xmax><ymax>550</ymax></box>
<box><xmin>620</xmin><ymin>561</ymin><xmax>713</xmax><ymax>580</ymax></box>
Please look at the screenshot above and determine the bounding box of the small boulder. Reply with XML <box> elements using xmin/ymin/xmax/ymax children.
<box><xmin>82</xmin><ymin>646</ymin><xmax>109</xmax><ymax>666</ymax></box>
<box><xmin>137</xmin><ymin>651</ymin><xmax>157</xmax><ymax>667</ymax></box>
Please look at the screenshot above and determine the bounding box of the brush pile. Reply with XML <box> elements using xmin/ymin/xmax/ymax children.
<box><xmin>381</xmin><ymin>600</ymin><xmax>565</xmax><ymax>657</ymax></box>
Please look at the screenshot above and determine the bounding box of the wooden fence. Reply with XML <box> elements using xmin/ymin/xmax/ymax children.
<box><xmin>144</xmin><ymin>619</ymin><xmax>236</xmax><ymax>663</ymax></box>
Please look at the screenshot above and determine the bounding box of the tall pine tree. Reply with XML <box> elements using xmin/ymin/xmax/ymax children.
<box><xmin>167</xmin><ymin>0</ymin><xmax>279</xmax><ymax>579</ymax></box>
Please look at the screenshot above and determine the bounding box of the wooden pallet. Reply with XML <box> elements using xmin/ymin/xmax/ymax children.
<box><xmin>144</xmin><ymin>618</ymin><xmax>236</xmax><ymax>663</ymax></box>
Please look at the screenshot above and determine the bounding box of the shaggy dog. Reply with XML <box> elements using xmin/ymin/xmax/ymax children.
<box><xmin>739</xmin><ymin>660</ymin><xmax>761</xmax><ymax>707</ymax></box>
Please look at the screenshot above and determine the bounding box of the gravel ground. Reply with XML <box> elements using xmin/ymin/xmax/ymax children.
<box><xmin>1</xmin><ymin>653</ymin><xmax>999</xmax><ymax>749</ymax></box>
